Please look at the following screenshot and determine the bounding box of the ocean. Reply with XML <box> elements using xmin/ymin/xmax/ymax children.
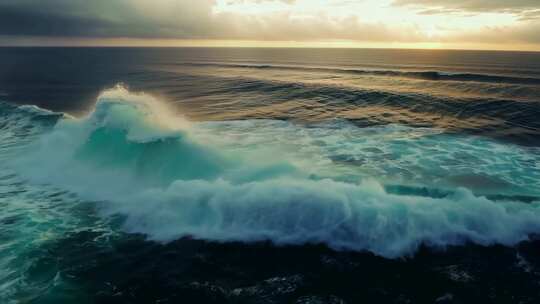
<box><xmin>1</xmin><ymin>47</ymin><xmax>539</xmax><ymax>303</ymax></box>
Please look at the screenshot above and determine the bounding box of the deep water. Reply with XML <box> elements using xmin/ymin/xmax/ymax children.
<box><xmin>1</xmin><ymin>48</ymin><xmax>540</xmax><ymax>303</ymax></box>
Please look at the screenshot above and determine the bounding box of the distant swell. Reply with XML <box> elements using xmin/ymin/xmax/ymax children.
<box><xmin>5</xmin><ymin>87</ymin><xmax>540</xmax><ymax>258</ymax></box>
<box><xmin>182</xmin><ymin>62</ymin><xmax>540</xmax><ymax>85</ymax></box>
<box><xmin>173</xmin><ymin>73</ymin><xmax>540</xmax><ymax>137</ymax></box>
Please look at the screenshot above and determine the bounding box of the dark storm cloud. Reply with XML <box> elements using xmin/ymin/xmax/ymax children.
<box><xmin>0</xmin><ymin>0</ymin><xmax>424</xmax><ymax>42</ymax></box>
<box><xmin>0</xmin><ymin>3</ymin><xmax>131</xmax><ymax>37</ymax></box>
<box><xmin>0</xmin><ymin>0</ymin><xmax>217</xmax><ymax>38</ymax></box>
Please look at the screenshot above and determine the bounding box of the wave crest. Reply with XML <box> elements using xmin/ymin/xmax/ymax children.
<box><xmin>9</xmin><ymin>87</ymin><xmax>540</xmax><ymax>258</ymax></box>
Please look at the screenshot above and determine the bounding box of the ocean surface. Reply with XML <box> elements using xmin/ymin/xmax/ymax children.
<box><xmin>1</xmin><ymin>47</ymin><xmax>540</xmax><ymax>303</ymax></box>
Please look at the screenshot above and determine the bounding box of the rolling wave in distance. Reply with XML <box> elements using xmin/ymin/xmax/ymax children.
<box><xmin>181</xmin><ymin>62</ymin><xmax>540</xmax><ymax>85</ymax></box>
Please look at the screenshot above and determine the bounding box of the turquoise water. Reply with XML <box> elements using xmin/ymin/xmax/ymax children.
<box><xmin>1</xmin><ymin>47</ymin><xmax>540</xmax><ymax>303</ymax></box>
<box><xmin>1</xmin><ymin>87</ymin><xmax>540</xmax><ymax>302</ymax></box>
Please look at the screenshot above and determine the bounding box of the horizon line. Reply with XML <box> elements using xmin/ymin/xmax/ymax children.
<box><xmin>1</xmin><ymin>37</ymin><xmax>539</xmax><ymax>53</ymax></box>
<box><xmin>1</xmin><ymin>45</ymin><xmax>538</xmax><ymax>53</ymax></box>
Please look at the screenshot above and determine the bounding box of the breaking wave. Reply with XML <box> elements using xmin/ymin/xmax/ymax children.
<box><xmin>5</xmin><ymin>87</ymin><xmax>540</xmax><ymax>258</ymax></box>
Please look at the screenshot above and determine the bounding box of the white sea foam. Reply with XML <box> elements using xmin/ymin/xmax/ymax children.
<box><xmin>10</xmin><ymin>87</ymin><xmax>540</xmax><ymax>258</ymax></box>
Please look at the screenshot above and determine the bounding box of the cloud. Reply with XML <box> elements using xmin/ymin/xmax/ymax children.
<box><xmin>445</xmin><ymin>20</ymin><xmax>540</xmax><ymax>45</ymax></box>
<box><xmin>228</xmin><ymin>0</ymin><xmax>297</xmax><ymax>3</ymax></box>
<box><xmin>394</xmin><ymin>0</ymin><xmax>540</xmax><ymax>18</ymax></box>
<box><xmin>0</xmin><ymin>0</ymin><xmax>539</xmax><ymax>49</ymax></box>
<box><xmin>0</xmin><ymin>0</ymin><xmax>424</xmax><ymax>42</ymax></box>
<box><xmin>0</xmin><ymin>0</ymin><xmax>217</xmax><ymax>38</ymax></box>
<box><xmin>394</xmin><ymin>0</ymin><xmax>540</xmax><ymax>12</ymax></box>
<box><xmin>392</xmin><ymin>0</ymin><xmax>540</xmax><ymax>45</ymax></box>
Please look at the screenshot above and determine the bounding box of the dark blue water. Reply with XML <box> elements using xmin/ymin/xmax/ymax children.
<box><xmin>1</xmin><ymin>47</ymin><xmax>540</xmax><ymax>303</ymax></box>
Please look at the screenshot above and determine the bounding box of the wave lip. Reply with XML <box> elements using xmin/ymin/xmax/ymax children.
<box><xmin>8</xmin><ymin>87</ymin><xmax>540</xmax><ymax>258</ymax></box>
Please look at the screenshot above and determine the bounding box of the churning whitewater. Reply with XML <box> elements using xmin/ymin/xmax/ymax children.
<box><xmin>5</xmin><ymin>87</ymin><xmax>540</xmax><ymax>258</ymax></box>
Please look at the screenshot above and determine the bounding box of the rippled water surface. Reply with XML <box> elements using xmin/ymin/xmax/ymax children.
<box><xmin>1</xmin><ymin>48</ymin><xmax>540</xmax><ymax>303</ymax></box>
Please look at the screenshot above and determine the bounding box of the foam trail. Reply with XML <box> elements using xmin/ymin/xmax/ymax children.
<box><xmin>9</xmin><ymin>87</ymin><xmax>540</xmax><ymax>258</ymax></box>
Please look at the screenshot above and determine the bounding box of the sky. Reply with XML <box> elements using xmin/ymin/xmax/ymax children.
<box><xmin>0</xmin><ymin>0</ymin><xmax>539</xmax><ymax>51</ymax></box>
